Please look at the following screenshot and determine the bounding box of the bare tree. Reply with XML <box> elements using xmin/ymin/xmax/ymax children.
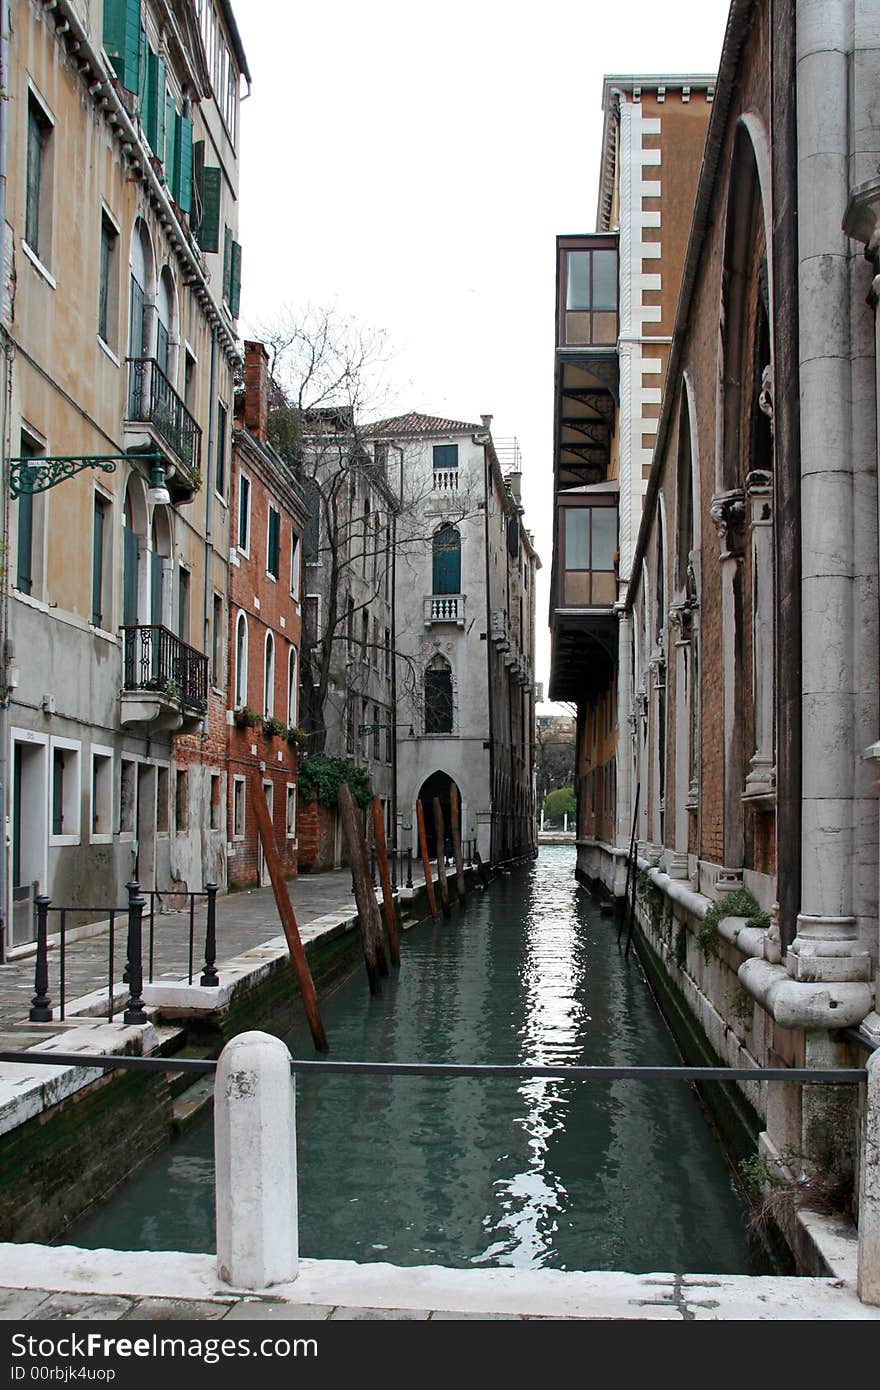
<box><xmin>534</xmin><ymin>715</ymin><xmax>577</xmax><ymax>813</ymax></box>
<box><xmin>258</xmin><ymin>306</ymin><xmax>482</xmax><ymax>754</ymax></box>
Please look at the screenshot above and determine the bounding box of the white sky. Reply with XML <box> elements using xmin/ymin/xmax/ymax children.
<box><xmin>235</xmin><ymin>0</ymin><xmax>732</xmax><ymax>712</ymax></box>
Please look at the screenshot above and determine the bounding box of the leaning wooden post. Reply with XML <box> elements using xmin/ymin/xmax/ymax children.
<box><xmin>433</xmin><ymin>798</ymin><xmax>452</xmax><ymax>917</ymax></box>
<box><xmin>372</xmin><ymin>796</ymin><xmax>401</xmax><ymax>967</ymax></box>
<box><xmin>250</xmin><ymin>776</ymin><xmax>329</xmax><ymax>1052</ymax></box>
<box><xmin>449</xmin><ymin>784</ymin><xmax>466</xmax><ymax>909</ymax></box>
<box><xmin>338</xmin><ymin>783</ymin><xmax>388</xmax><ymax>992</ymax></box>
<box><xmin>416</xmin><ymin>799</ymin><xmax>439</xmax><ymax>919</ymax></box>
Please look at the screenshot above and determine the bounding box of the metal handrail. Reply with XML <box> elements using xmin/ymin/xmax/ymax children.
<box><xmin>122</xmin><ymin>624</ymin><xmax>208</xmax><ymax>710</ymax></box>
<box><xmin>0</xmin><ymin>1051</ymin><xmax>867</xmax><ymax>1085</ymax></box>
<box><xmin>126</xmin><ymin>356</ymin><xmax>202</xmax><ymax>476</ymax></box>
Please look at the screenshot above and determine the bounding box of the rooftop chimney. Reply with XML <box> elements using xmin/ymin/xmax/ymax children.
<box><xmin>243</xmin><ymin>340</ymin><xmax>270</xmax><ymax>445</ymax></box>
<box><xmin>481</xmin><ymin>414</ymin><xmax>493</xmax><ymax>431</ymax></box>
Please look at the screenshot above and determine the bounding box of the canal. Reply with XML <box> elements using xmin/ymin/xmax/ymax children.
<box><xmin>68</xmin><ymin>847</ymin><xmax>773</xmax><ymax>1274</ymax></box>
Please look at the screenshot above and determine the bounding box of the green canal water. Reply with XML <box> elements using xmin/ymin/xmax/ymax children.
<box><xmin>68</xmin><ymin>848</ymin><xmax>772</xmax><ymax>1273</ymax></box>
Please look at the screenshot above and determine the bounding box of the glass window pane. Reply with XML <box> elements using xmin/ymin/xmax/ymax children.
<box><xmin>564</xmin><ymin>311</ymin><xmax>589</xmax><ymax>346</ymax></box>
<box><xmin>565</xmin><ymin>251</ymin><xmax>590</xmax><ymax>310</ymax></box>
<box><xmin>591</xmin><ymin>507</ymin><xmax>617</xmax><ymax>571</ymax></box>
<box><xmin>591</xmin><ymin>250</ymin><xmax>617</xmax><ymax>311</ymax></box>
<box><xmin>564</xmin><ymin>509</ymin><xmax>589</xmax><ymax>569</ymax></box>
<box><xmin>563</xmin><ymin>571</ymin><xmax>590</xmax><ymax>606</ymax></box>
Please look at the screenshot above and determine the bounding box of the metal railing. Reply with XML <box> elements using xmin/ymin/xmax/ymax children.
<box><xmin>29</xmin><ymin>882</ymin><xmax>219</xmax><ymax>1025</ymax></box>
<box><xmin>123</xmin><ymin>625</ymin><xmax>208</xmax><ymax>712</ymax></box>
<box><xmin>126</xmin><ymin>357</ymin><xmax>202</xmax><ymax>477</ymax></box>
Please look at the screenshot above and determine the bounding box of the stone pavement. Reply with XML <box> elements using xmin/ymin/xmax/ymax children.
<box><xmin>0</xmin><ymin>867</ymin><xmax>380</xmax><ymax>1043</ymax></box>
<box><xmin>1</xmin><ymin>1246</ymin><xmax>879</xmax><ymax>1321</ymax></box>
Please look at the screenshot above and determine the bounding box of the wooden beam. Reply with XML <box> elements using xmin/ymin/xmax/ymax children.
<box><xmin>433</xmin><ymin>798</ymin><xmax>452</xmax><ymax>917</ymax></box>
<box><xmin>337</xmin><ymin>783</ymin><xmax>387</xmax><ymax>994</ymax></box>
<box><xmin>448</xmin><ymin>783</ymin><xmax>466</xmax><ymax>909</ymax></box>
<box><xmin>416</xmin><ymin>799</ymin><xmax>439</xmax><ymax>919</ymax></box>
<box><xmin>372</xmin><ymin>796</ymin><xmax>401</xmax><ymax>967</ymax></box>
<box><xmin>249</xmin><ymin>775</ymin><xmax>328</xmax><ymax>1052</ymax></box>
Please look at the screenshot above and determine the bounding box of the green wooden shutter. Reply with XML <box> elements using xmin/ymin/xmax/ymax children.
<box><xmin>123</xmin><ymin>525</ymin><xmax>139</xmax><ymax>625</ymax></box>
<box><xmin>196</xmin><ymin>165</ymin><xmax>221</xmax><ymax>253</ymax></box>
<box><xmin>145</xmin><ymin>49</ymin><xmax>165</xmax><ymax>157</ymax></box>
<box><xmin>229</xmin><ymin>240</ymin><xmax>242</xmax><ymax>317</ymax></box>
<box><xmin>164</xmin><ymin>91</ymin><xmax>176</xmax><ymax>189</ymax></box>
<box><xmin>16</xmin><ymin>492</ymin><xmax>33</xmax><ymax>595</ymax></box>
<box><xmin>51</xmin><ymin>750</ymin><xmax>64</xmax><ymax>836</ymax></box>
<box><xmin>176</xmin><ymin>114</ymin><xmax>193</xmax><ymax>214</ymax></box>
<box><xmin>91</xmin><ymin>498</ymin><xmax>104</xmax><ymax>627</ymax></box>
<box><xmin>137</xmin><ymin>27</ymin><xmax>148</xmax><ymax>116</ymax></box>
<box><xmin>223</xmin><ymin>226</ymin><xmax>232</xmax><ymax>302</ymax></box>
<box><xmin>268</xmin><ymin>509</ymin><xmax>280</xmax><ymax>578</ymax></box>
<box><xmin>103</xmin><ymin>0</ymin><xmax>142</xmax><ymax>94</ymax></box>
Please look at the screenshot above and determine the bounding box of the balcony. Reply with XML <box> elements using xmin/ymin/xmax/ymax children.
<box><xmin>549</xmin><ymin>494</ymin><xmax>618</xmax><ymax>702</ymax></box>
<box><xmin>125</xmin><ymin>358</ymin><xmax>202</xmax><ymax>501</ymax></box>
<box><xmin>424</xmin><ymin>594</ymin><xmax>466</xmax><ymax>627</ymax></box>
<box><xmin>121</xmin><ymin>625</ymin><xmax>208</xmax><ymax>730</ymax></box>
<box><xmin>433</xmin><ymin>468</ymin><xmax>460</xmax><ymax>494</ymax></box>
<box><xmin>554</xmin><ymin>234</ymin><xmax>619</xmax><ymax>492</ymax></box>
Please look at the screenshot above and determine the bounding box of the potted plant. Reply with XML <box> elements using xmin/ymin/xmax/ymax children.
<box><xmin>286</xmin><ymin>724</ymin><xmax>309</xmax><ymax>747</ymax></box>
<box><xmin>262</xmin><ymin>715</ymin><xmax>287</xmax><ymax>739</ymax></box>
<box><xmin>233</xmin><ymin>705</ymin><xmax>261</xmax><ymax>728</ymax></box>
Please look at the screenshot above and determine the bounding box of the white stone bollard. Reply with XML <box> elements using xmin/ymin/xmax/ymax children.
<box><xmin>858</xmin><ymin>1049</ymin><xmax>880</xmax><ymax>1305</ymax></box>
<box><xmin>215</xmin><ymin>1030</ymin><xmax>298</xmax><ymax>1289</ymax></box>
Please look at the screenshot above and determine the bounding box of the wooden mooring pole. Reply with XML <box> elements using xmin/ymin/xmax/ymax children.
<box><xmin>338</xmin><ymin>783</ymin><xmax>388</xmax><ymax>993</ymax></box>
<box><xmin>449</xmin><ymin>783</ymin><xmax>466</xmax><ymax>909</ymax></box>
<box><xmin>372</xmin><ymin>796</ymin><xmax>401</xmax><ymax>968</ymax></box>
<box><xmin>416</xmin><ymin>799</ymin><xmax>439</xmax><ymax>919</ymax></box>
<box><xmin>433</xmin><ymin>798</ymin><xmax>452</xmax><ymax>917</ymax></box>
<box><xmin>474</xmin><ymin>845</ymin><xmax>490</xmax><ymax>889</ymax></box>
<box><xmin>250</xmin><ymin>775</ymin><xmax>329</xmax><ymax>1052</ymax></box>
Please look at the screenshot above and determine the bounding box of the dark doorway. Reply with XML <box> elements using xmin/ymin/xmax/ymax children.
<box><xmin>417</xmin><ymin>770</ymin><xmax>460</xmax><ymax>860</ymax></box>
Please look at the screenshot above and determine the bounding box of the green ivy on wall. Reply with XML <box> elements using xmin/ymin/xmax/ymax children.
<box><xmin>298</xmin><ymin>755</ymin><xmax>374</xmax><ymax>810</ymax></box>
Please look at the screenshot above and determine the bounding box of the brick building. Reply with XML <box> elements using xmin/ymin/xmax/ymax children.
<box><xmin>226</xmin><ymin>342</ymin><xmax>308</xmax><ymax>888</ymax></box>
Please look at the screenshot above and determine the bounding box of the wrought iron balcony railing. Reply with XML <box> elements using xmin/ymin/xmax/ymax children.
<box><xmin>126</xmin><ymin>358</ymin><xmax>202</xmax><ymax>480</ymax></box>
<box><xmin>123</xmin><ymin>625</ymin><xmax>208</xmax><ymax>712</ymax></box>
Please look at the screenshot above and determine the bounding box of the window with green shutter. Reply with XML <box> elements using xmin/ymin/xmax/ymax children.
<box><xmin>267</xmin><ymin>507</ymin><xmax>280</xmax><ymax>580</ymax></box>
<box><xmin>229</xmin><ymin>239</ymin><xmax>242</xmax><ymax>317</ymax></box>
<box><xmin>194</xmin><ymin>153</ymin><xmax>221</xmax><ymax>253</ymax></box>
<box><xmin>164</xmin><ymin>90</ymin><xmax>176</xmax><ymax>189</ymax></box>
<box><xmin>223</xmin><ymin>226</ymin><xmax>232</xmax><ymax>301</ymax></box>
<box><xmin>103</xmin><ymin>0</ymin><xmax>142</xmax><ymax>94</ymax></box>
<box><xmin>175</xmin><ymin>114</ymin><xmax>193</xmax><ymax>213</ymax></box>
<box><xmin>145</xmin><ymin>48</ymin><xmax>165</xmax><ymax>158</ymax></box>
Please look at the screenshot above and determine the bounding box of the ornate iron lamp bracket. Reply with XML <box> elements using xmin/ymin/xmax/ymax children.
<box><xmin>8</xmin><ymin>452</ymin><xmax>162</xmax><ymax>498</ymax></box>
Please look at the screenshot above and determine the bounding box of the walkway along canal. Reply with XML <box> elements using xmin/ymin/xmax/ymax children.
<box><xmin>68</xmin><ymin>848</ymin><xmax>774</xmax><ymax>1274</ymax></box>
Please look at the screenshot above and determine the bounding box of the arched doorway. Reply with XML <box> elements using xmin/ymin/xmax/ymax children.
<box><xmin>416</xmin><ymin>770</ymin><xmax>460</xmax><ymax>861</ymax></box>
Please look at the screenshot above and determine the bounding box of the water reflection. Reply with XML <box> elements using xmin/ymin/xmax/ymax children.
<box><xmin>69</xmin><ymin>849</ymin><xmax>770</xmax><ymax>1275</ymax></box>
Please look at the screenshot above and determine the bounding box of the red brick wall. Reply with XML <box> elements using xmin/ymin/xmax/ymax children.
<box><xmin>298</xmin><ymin>800</ymin><xmax>340</xmax><ymax>872</ymax></box>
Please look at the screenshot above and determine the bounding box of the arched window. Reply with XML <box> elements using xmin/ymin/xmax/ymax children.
<box><xmin>150</xmin><ymin>509</ymin><xmax>171</xmax><ymax>628</ymax></box>
<box><xmin>234</xmin><ymin>612</ymin><xmax>248</xmax><ymax>709</ymax></box>
<box><xmin>432</xmin><ymin>524</ymin><xmax>461</xmax><ymax>595</ymax></box>
<box><xmin>156</xmin><ymin>267</ymin><xmax>176</xmax><ymax>380</ymax></box>
<box><xmin>264</xmin><ymin>631</ymin><xmax>275</xmax><ymax>718</ymax></box>
<box><xmin>675</xmin><ymin>392</ymin><xmax>694</xmax><ymax>596</ymax></box>
<box><xmin>287</xmin><ymin>646</ymin><xmax>297</xmax><ymax>727</ymax></box>
<box><xmin>425</xmin><ymin>654</ymin><xmax>453</xmax><ymax>734</ymax></box>
<box><xmin>655</xmin><ymin>515</ymin><xmax>665</xmax><ymax>646</ymax></box>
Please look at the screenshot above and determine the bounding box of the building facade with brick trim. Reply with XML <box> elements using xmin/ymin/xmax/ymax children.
<box><xmin>226</xmin><ymin>342</ymin><xmax>307</xmax><ymax>889</ymax></box>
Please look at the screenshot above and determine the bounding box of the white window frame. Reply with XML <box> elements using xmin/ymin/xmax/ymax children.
<box><xmin>237</xmin><ymin>470</ymin><xmax>252</xmax><ymax>557</ymax></box>
<box><xmin>287</xmin><ymin>645</ymin><xmax>297</xmax><ymax>728</ymax></box>
<box><xmin>89</xmin><ymin>744</ymin><xmax>114</xmax><ymax>844</ymax></box>
<box><xmin>263</xmin><ymin>629</ymin><xmax>275</xmax><ymax>719</ymax></box>
<box><xmin>266</xmin><ymin>504</ymin><xmax>281</xmax><ymax>583</ymax></box>
<box><xmin>234</xmin><ymin>609</ymin><xmax>248</xmax><ymax>709</ymax></box>
<box><xmin>290</xmin><ymin>529</ymin><xmax>301</xmax><ymax>602</ymax></box>
<box><xmin>119</xmin><ymin>756</ymin><xmax>137</xmax><ymax>840</ymax></box>
<box><xmin>49</xmin><ymin>736</ymin><xmax>82</xmax><ymax>847</ymax></box>
<box><xmin>232</xmin><ymin>773</ymin><xmax>246</xmax><ymax>841</ymax></box>
<box><xmin>285</xmin><ymin>783</ymin><xmax>297</xmax><ymax>840</ymax></box>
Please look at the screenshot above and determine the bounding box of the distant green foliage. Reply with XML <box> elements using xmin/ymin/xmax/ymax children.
<box><xmin>697</xmin><ymin>889</ymin><xmax>770</xmax><ymax>963</ymax></box>
<box><xmin>543</xmin><ymin>786</ymin><xmax>575</xmax><ymax>820</ymax></box>
<box><xmin>298</xmin><ymin>755</ymin><xmax>373</xmax><ymax>810</ymax></box>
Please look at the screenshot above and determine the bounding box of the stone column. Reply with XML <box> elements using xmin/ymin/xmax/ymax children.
<box><xmin>614</xmin><ymin>610</ymin><xmax>634</xmax><ymax>895</ymax></box>
<box><xmin>791</xmin><ymin>0</ymin><xmax>860</xmax><ymax>972</ymax></box>
<box><xmin>743</xmin><ymin>469</ymin><xmax>775</xmax><ymax>799</ymax></box>
<box><xmin>668</xmin><ymin>602</ymin><xmax>691</xmax><ymax>879</ymax></box>
<box><xmin>858</xmin><ymin>1048</ymin><xmax>880</xmax><ymax>1306</ymax></box>
<box><xmin>215</xmin><ymin>1031</ymin><xmax>298</xmax><ymax>1289</ymax></box>
<box><xmin>709</xmin><ymin>488</ymin><xmax>746</xmax><ymax>892</ymax></box>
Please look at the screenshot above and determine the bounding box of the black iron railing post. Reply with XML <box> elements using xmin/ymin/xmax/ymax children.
<box><xmin>123</xmin><ymin>881</ymin><xmax>148</xmax><ymax>1025</ymax></box>
<box><xmin>200</xmin><ymin>884</ymin><xmax>219</xmax><ymax>987</ymax></box>
<box><xmin>406</xmin><ymin>847</ymin><xmax>413</xmax><ymax>889</ymax></box>
<box><xmin>370</xmin><ymin>844</ymin><xmax>377</xmax><ymax>888</ymax></box>
<box><xmin>390</xmin><ymin>848</ymin><xmax>397</xmax><ymax>892</ymax></box>
<box><xmin>29</xmin><ymin>896</ymin><xmax>52</xmax><ymax>1023</ymax></box>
